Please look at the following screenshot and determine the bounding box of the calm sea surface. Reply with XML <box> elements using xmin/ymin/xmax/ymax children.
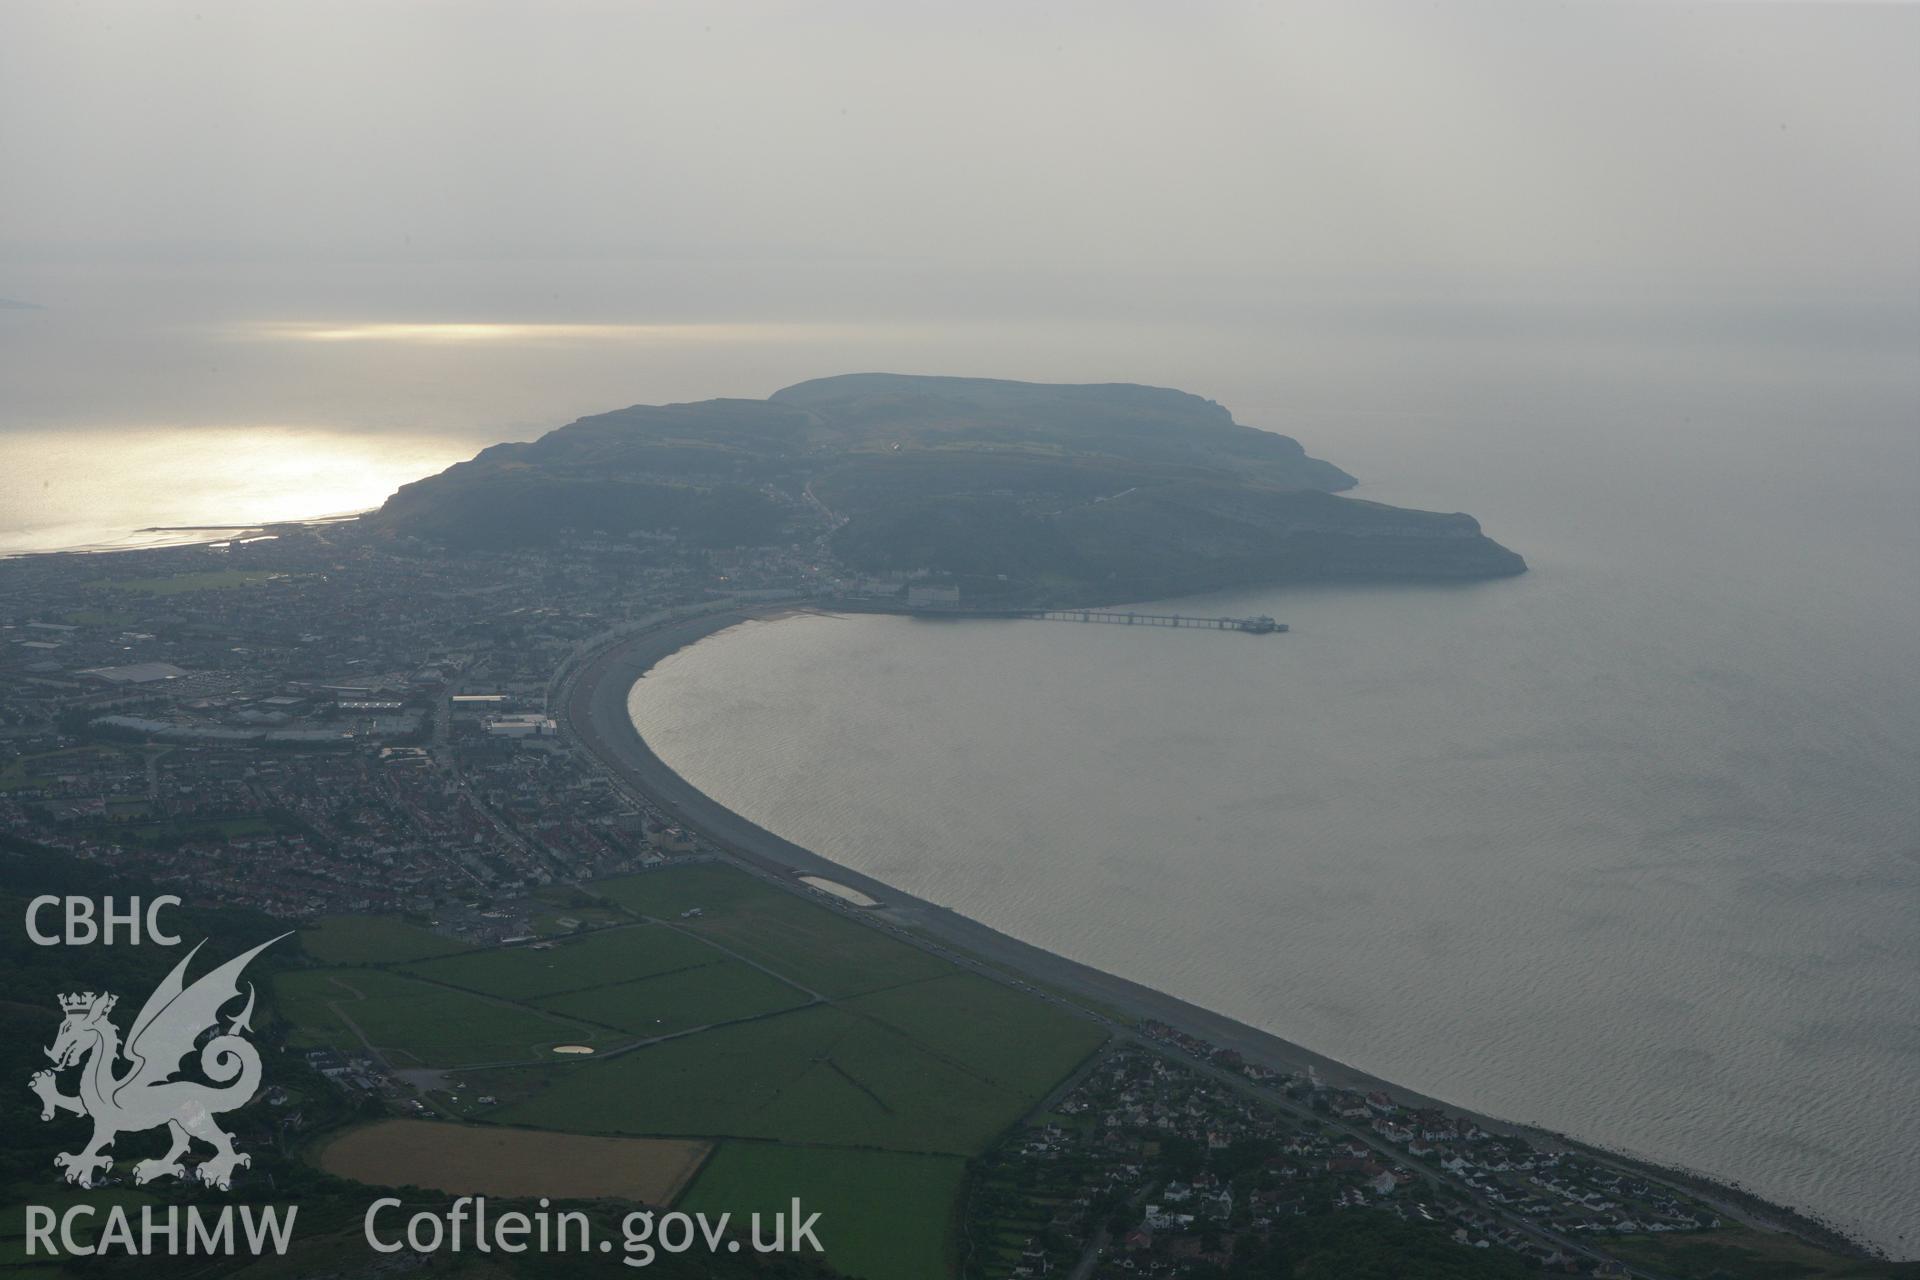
<box><xmin>5</xmin><ymin>273</ymin><xmax>1915</xmax><ymax>1251</ymax></box>
<box><xmin>629</xmin><ymin>398</ymin><xmax>1920</xmax><ymax>1254</ymax></box>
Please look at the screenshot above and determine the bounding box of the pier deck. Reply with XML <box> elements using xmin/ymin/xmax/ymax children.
<box><xmin>1024</xmin><ymin>609</ymin><xmax>1286</xmax><ymax>634</ymax></box>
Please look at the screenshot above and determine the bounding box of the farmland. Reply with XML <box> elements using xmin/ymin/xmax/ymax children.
<box><xmin>403</xmin><ymin>925</ymin><xmax>721</xmax><ymax>1001</ymax></box>
<box><xmin>484</xmin><ymin>1002</ymin><xmax>1039</xmax><ymax>1153</ymax></box>
<box><xmin>85</xmin><ymin>568</ymin><xmax>285</xmax><ymax>595</ymax></box>
<box><xmin>317</xmin><ymin>1119</ymin><xmax>709</xmax><ymax>1203</ymax></box>
<box><xmin>274</xmin><ymin>968</ymin><xmax>599</xmax><ymax>1066</ymax></box>
<box><xmin>1606</xmin><ymin>1226</ymin><xmax>1917</xmax><ymax>1280</ymax></box>
<box><xmin>0</xmin><ymin>744</ymin><xmax>134</xmax><ymax>793</ymax></box>
<box><xmin>276</xmin><ymin>861</ymin><xmax>1111</xmax><ymax>1277</ymax></box>
<box><xmin>536</xmin><ymin>959</ymin><xmax>811</xmax><ymax>1037</ymax></box>
<box><xmin>682</xmin><ymin>1143</ymin><xmax>965</xmax><ymax>1280</ymax></box>
<box><xmin>847</xmin><ymin>972</ymin><xmax>1105</xmax><ymax>1098</ymax></box>
<box><xmin>298</xmin><ymin>914</ymin><xmax>472</xmax><ymax>966</ymax></box>
<box><xmin>599</xmin><ymin>866</ymin><xmax>952</xmax><ymax>997</ymax></box>
<box><xmin>595</xmin><ymin>863</ymin><xmax>774</xmax><ymax>918</ymax></box>
<box><xmin>695</xmin><ymin>895</ymin><xmax>954</xmax><ymax>997</ymax></box>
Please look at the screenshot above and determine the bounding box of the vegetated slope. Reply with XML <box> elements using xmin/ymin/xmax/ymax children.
<box><xmin>366</xmin><ymin>373</ymin><xmax>1524</xmax><ymax>600</ymax></box>
<box><xmin>825</xmin><ymin>465</ymin><xmax>1522</xmax><ymax>598</ymax></box>
<box><xmin>770</xmin><ymin>372</ymin><xmax>1358</xmax><ymax>491</ymax></box>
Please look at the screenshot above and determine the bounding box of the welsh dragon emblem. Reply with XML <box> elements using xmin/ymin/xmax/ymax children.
<box><xmin>29</xmin><ymin>934</ymin><xmax>288</xmax><ymax>1190</ymax></box>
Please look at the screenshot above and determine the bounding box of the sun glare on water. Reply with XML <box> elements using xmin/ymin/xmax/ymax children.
<box><xmin>0</xmin><ymin>424</ymin><xmax>473</xmax><ymax>556</ymax></box>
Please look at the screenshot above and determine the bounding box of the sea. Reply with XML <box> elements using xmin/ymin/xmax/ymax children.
<box><xmin>3</xmin><ymin>269</ymin><xmax>1915</xmax><ymax>1253</ymax></box>
<box><xmin>626</xmin><ymin>374</ymin><xmax>1920</xmax><ymax>1253</ymax></box>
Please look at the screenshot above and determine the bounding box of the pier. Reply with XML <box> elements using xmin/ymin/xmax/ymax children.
<box><xmin>840</xmin><ymin>599</ymin><xmax>1289</xmax><ymax>634</ymax></box>
<box><xmin>1022</xmin><ymin>609</ymin><xmax>1286</xmax><ymax>634</ymax></box>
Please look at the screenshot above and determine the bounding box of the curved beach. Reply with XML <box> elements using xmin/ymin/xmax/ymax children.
<box><xmin>558</xmin><ymin>604</ymin><xmax>1893</xmax><ymax>1264</ymax></box>
<box><xmin>564</xmin><ymin>606</ymin><xmax>1527</xmax><ymax>1119</ymax></box>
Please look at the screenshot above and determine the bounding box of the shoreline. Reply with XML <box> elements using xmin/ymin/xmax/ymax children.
<box><xmin>556</xmin><ymin>606</ymin><xmax>1889</xmax><ymax>1258</ymax></box>
<box><xmin>558</xmin><ymin>602</ymin><xmax>1884</xmax><ymax>1262</ymax></box>
<box><xmin>0</xmin><ymin>512</ymin><xmax>368</xmax><ymax>561</ymax></box>
<box><xmin>562</xmin><ymin>606</ymin><xmax>1449</xmax><ymax>1100</ymax></box>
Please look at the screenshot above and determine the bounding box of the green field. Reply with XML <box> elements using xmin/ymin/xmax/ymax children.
<box><xmin>680</xmin><ymin>1143</ymin><xmax>965</xmax><ymax>1280</ymax></box>
<box><xmin>1608</xmin><ymin>1228</ymin><xmax>1919</xmax><ymax>1280</ymax></box>
<box><xmin>60</xmin><ymin>608</ymin><xmax>134</xmax><ymax>626</ymax></box>
<box><xmin>485</xmin><ymin>1003</ymin><xmax>1031</xmax><ymax>1153</ymax></box>
<box><xmin>531</xmin><ymin>906</ymin><xmax>627</xmax><ymax>934</ymax></box>
<box><xmin>536</xmin><ymin>958</ymin><xmax>812</xmax><ymax>1036</ymax></box>
<box><xmin>526</xmin><ymin>884</ymin><xmax>632</xmax><ymax>934</ymax></box>
<box><xmin>455</xmin><ymin>868</ymin><xmax>1104</xmax><ymax>1156</ymax></box>
<box><xmin>846</xmin><ymin>972</ymin><xmax>1104</xmax><ymax>1097</ymax></box>
<box><xmin>403</xmin><ymin>926</ymin><xmax>723</xmax><ymax>1001</ymax></box>
<box><xmin>0</xmin><ymin>746</ymin><xmax>132</xmax><ymax>793</ymax></box>
<box><xmin>600</xmin><ymin>865</ymin><xmax>952</xmax><ymax>998</ymax></box>
<box><xmin>694</xmin><ymin>895</ymin><xmax>954</xmax><ymax>998</ymax></box>
<box><xmin>274</xmin><ymin>968</ymin><xmax>598</xmax><ymax>1066</ymax></box>
<box><xmin>298</xmin><ymin>915</ymin><xmax>472</xmax><ymax>966</ymax></box>
<box><xmin>595</xmin><ymin>863</ymin><xmax>784</xmax><ymax>919</ymax></box>
<box><xmin>277</xmin><ymin>864</ymin><xmax>1115</xmax><ymax>1276</ymax></box>
<box><xmin>87</xmin><ymin>569</ymin><xmax>284</xmax><ymax>595</ymax></box>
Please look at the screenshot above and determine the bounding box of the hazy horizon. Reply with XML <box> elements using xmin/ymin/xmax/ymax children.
<box><xmin>6</xmin><ymin>3</ymin><xmax>1915</xmax><ymax>549</ymax></box>
<box><xmin>6</xmin><ymin>2</ymin><xmax>1916</xmax><ymax>361</ymax></box>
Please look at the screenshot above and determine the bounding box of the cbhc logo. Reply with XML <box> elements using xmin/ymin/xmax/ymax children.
<box><xmin>25</xmin><ymin>896</ymin><xmax>183</xmax><ymax>946</ymax></box>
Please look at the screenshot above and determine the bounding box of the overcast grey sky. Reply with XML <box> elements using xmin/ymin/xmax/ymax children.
<box><xmin>2</xmin><ymin>0</ymin><xmax>1915</xmax><ymax>328</ymax></box>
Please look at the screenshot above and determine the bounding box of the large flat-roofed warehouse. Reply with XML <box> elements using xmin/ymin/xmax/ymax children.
<box><xmin>485</xmin><ymin>713</ymin><xmax>556</xmax><ymax>738</ymax></box>
<box><xmin>80</xmin><ymin>662</ymin><xmax>189</xmax><ymax>684</ymax></box>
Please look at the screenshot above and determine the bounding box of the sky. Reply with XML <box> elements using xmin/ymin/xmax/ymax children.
<box><xmin>2</xmin><ymin>0</ymin><xmax>1915</xmax><ymax>334</ymax></box>
<box><xmin>0</xmin><ymin>0</ymin><xmax>1913</xmax><ymax>510</ymax></box>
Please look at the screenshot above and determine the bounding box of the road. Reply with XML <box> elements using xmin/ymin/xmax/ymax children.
<box><xmin>551</xmin><ymin>610</ymin><xmax>1774</xmax><ymax>1279</ymax></box>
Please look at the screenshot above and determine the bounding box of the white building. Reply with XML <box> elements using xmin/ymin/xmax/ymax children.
<box><xmin>485</xmin><ymin>714</ymin><xmax>556</xmax><ymax>738</ymax></box>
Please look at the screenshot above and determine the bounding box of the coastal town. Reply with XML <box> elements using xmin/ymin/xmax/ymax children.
<box><xmin>0</xmin><ymin>523</ymin><xmax>1864</xmax><ymax>1279</ymax></box>
<box><xmin>0</xmin><ymin>520</ymin><xmax>805</xmax><ymax>921</ymax></box>
<box><xmin>969</xmin><ymin>1038</ymin><xmax>1725</xmax><ymax>1277</ymax></box>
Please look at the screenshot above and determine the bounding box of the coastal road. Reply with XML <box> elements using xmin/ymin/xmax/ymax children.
<box><xmin>559</xmin><ymin>610</ymin><xmax>1517</xmax><ymax>1109</ymax></box>
<box><xmin>552</xmin><ymin>610</ymin><xmax>1738</xmax><ymax>1279</ymax></box>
